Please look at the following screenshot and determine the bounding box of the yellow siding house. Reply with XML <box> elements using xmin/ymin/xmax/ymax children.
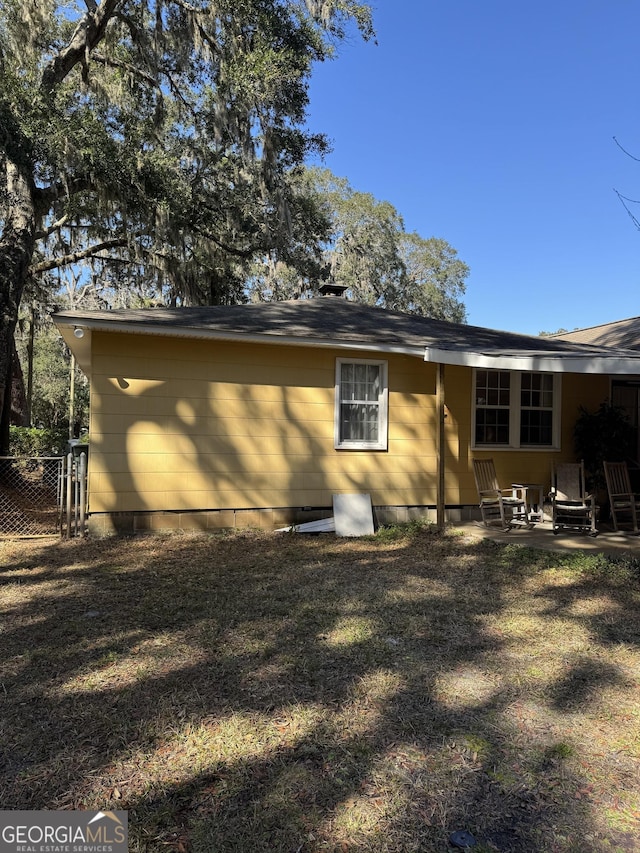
<box><xmin>53</xmin><ymin>298</ymin><xmax>640</xmax><ymax>535</ymax></box>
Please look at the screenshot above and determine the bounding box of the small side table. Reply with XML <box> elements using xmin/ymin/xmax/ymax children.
<box><xmin>515</xmin><ymin>482</ymin><xmax>546</xmax><ymax>523</ymax></box>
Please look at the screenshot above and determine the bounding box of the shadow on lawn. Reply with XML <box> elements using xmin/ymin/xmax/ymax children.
<box><xmin>1</xmin><ymin>531</ymin><xmax>639</xmax><ymax>852</ymax></box>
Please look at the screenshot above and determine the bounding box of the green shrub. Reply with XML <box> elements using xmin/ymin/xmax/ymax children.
<box><xmin>574</xmin><ymin>401</ymin><xmax>635</xmax><ymax>491</ymax></box>
<box><xmin>8</xmin><ymin>427</ymin><xmax>69</xmax><ymax>457</ymax></box>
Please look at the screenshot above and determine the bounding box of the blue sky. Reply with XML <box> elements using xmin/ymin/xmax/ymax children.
<box><xmin>305</xmin><ymin>1</ymin><xmax>640</xmax><ymax>335</ymax></box>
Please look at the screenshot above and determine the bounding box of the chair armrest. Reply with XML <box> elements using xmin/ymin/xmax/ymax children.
<box><xmin>509</xmin><ymin>485</ymin><xmax>528</xmax><ymax>500</ymax></box>
<box><xmin>478</xmin><ymin>489</ymin><xmax>501</xmax><ymax>499</ymax></box>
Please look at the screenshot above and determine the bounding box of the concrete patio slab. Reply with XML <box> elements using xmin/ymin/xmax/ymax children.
<box><xmin>450</xmin><ymin>519</ymin><xmax>640</xmax><ymax>557</ymax></box>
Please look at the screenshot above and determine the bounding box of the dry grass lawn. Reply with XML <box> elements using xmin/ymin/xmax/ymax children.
<box><xmin>1</xmin><ymin>524</ymin><xmax>639</xmax><ymax>852</ymax></box>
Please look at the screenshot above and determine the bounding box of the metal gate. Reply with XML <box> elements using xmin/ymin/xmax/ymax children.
<box><xmin>0</xmin><ymin>453</ymin><xmax>87</xmax><ymax>538</ymax></box>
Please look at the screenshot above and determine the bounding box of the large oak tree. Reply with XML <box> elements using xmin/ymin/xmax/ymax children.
<box><xmin>0</xmin><ymin>0</ymin><xmax>373</xmax><ymax>448</ymax></box>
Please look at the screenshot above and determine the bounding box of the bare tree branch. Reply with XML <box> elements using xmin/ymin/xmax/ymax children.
<box><xmin>34</xmin><ymin>215</ymin><xmax>70</xmax><ymax>241</ymax></box>
<box><xmin>40</xmin><ymin>0</ymin><xmax>123</xmax><ymax>94</ymax></box>
<box><xmin>614</xmin><ymin>188</ymin><xmax>640</xmax><ymax>232</ymax></box>
<box><xmin>613</xmin><ymin>136</ymin><xmax>640</xmax><ymax>163</ymax></box>
<box><xmin>91</xmin><ymin>52</ymin><xmax>159</xmax><ymax>88</ymax></box>
<box><xmin>190</xmin><ymin>223</ymin><xmax>262</xmax><ymax>258</ymax></box>
<box><xmin>33</xmin><ymin>177</ymin><xmax>93</xmax><ymax>218</ymax></box>
<box><xmin>29</xmin><ymin>238</ymin><xmax>129</xmax><ymax>274</ymax></box>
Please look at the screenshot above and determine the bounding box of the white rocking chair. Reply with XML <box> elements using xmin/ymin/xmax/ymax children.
<box><xmin>472</xmin><ymin>458</ymin><xmax>532</xmax><ymax>530</ymax></box>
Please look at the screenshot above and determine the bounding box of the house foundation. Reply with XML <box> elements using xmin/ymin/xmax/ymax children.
<box><xmin>86</xmin><ymin>505</ymin><xmax>480</xmax><ymax>537</ymax></box>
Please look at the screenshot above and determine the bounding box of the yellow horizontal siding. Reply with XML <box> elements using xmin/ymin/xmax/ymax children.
<box><xmin>87</xmin><ymin>331</ymin><xmax>613</xmax><ymax>517</ymax></box>
<box><xmin>89</xmin><ymin>332</ymin><xmax>438</xmax><ymax>514</ymax></box>
<box><xmin>102</xmin><ymin>415</ymin><xmax>334</xmax><ymax>438</ymax></box>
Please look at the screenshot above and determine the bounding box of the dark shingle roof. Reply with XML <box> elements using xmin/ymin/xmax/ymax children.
<box><xmin>53</xmin><ymin>299</ymin><xmax>640</xmax><ymax>377</ymax></box>
<box><xmin>53</xmin><ymin>298</ymin><xmax>624</xmax><ymax>355</ymax></box>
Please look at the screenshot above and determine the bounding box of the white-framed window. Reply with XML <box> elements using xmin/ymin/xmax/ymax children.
<box><xmin>472</xmin><ymin>369</ymin><xmax>560</xmax><ymax>449</ymax></box>
<box><xmin>335</xmin><ymin>358</ymin><xmax>388</xmax><ymax>450</ymax></box>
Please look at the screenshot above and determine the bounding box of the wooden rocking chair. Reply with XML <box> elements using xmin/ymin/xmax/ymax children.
<box><xmin>472</xmin><ymin>458</ymin><xmax>532</xmax><ymax>530</ymax></box>
<box><xmin>603</xmin><ymin>461</ymin><xmax>639</xmax><ymax>534</ymax></box>
<box><xmin>550</xmin><ymin>461</ymin><xmax>598</xmax><ymax>536</ymax></box>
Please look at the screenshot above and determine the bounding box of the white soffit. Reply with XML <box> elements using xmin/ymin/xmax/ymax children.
<box><xmin>424</xmin><ymin>346</ymin><xmax>640</xmax><ymax>375</ymax></box>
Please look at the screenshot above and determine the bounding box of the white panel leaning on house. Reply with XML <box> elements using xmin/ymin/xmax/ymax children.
<box><xmin>274</xmin><ymin>494</ymin><xmax>374</xmax><ymax>536</ymax></box>
<box><xmin>333</xmin><ymin>493</ymin><xmax>375</xmax><ymax>537</ymax></box>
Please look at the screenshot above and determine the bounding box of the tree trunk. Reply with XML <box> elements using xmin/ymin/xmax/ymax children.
<box><xmin>0</xmin><ymin>347</ymin><xmax>11</xmax><ymax>455</ymax></box>
<box><xmin>11</xmin><ymin>337</ymin><xmax>29</xmax><ymax>426</ymax></box>
<box><xmin>0</xmin><ymin>159</ymin><xmax>37</xmax><ymax>453</ymax></box>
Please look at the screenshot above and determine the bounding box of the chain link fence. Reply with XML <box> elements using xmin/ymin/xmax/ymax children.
<box><xmin>0</xmin><ymin>454</ymin><xmax>87</xmax><ymax>538</ymax></box>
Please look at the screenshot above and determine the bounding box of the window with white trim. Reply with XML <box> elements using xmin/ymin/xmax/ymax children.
<box><xmin>335</xmin><ymin>358</ymin><xmax>388</xmax><ymax>450</ymax></box>
<box><xmin>473</xmin><ymin>369</ymin><xmax>560</xmax><ymax>449</ymax></box>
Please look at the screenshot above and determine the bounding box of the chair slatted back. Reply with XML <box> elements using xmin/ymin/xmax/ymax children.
<box><xmin>604</xmin><ymin>461</ymin><xmax>632</xmax><ymax>498</ymax></box>
<box><xmin>553</xmin><ymin>462</ymin><xmax>585</xmax><ymax>502</ymax></box>
<box><xmin>472</xmin><ymin>458</ymin><xmax>500</xmax><ymax>495</ymax></box>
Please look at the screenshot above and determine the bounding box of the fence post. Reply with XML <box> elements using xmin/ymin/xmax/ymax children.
<box><xmin>66</xmin><ymin>452</ymin><xmax>73</xmax><ymax>538</ymax></box>
<box><xmin>79</xmin><ymin>451</ymin><xmax>87</xmax><ymax>535</ymax></box>
<box><xmin>74</xmin><ymin>456</ymin><xmax>79</xmax><ymax>536</ymax></box>
<box><xmin>57</xmin><ymin>457</ymin><xmax>65</xmax><ymax>536</ymax></box>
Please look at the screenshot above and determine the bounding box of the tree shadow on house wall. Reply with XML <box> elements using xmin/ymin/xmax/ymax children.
<box><xmin>91</xmin><ymin>340</ymin><xmax>433</xmax><ymax>533</ymax></box>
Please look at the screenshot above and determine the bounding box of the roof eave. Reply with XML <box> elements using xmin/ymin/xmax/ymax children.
<box><xmin>54</xmin><ymin>314</ymin><xmax>640</xmax><ymax>379</ymax></box>
<box><xmin>424</xmin><ymin>346</ymin><xmax>640</xmax><ymax>374</ymax></box>
<box><xmin>53</xmin><ymin>316</ymin><xmax>428</xmax><ymax>375</ymax></box>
